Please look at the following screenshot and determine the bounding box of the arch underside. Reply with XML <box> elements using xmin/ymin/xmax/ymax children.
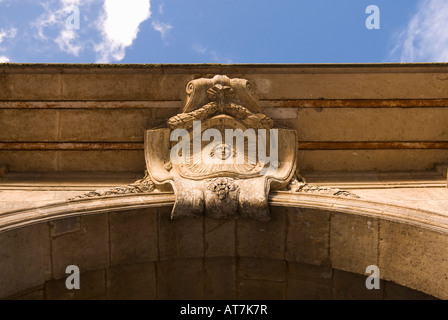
<box><xmin>0</xmin><ymin>191</ymin><xmax>446</xmax><ymax>300</ymax></box>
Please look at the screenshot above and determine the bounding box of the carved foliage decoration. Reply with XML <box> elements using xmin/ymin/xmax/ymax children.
<box><xmin>68</xmin><ymin>172</ymin><xmax>155</xmax><ymax>201</ymax></box>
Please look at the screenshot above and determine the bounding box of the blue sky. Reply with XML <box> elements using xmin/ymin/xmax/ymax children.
<box><xmin>0</xmin><ymin>0</ymin><xmax>447</xmax><ymax>64</ymax></box>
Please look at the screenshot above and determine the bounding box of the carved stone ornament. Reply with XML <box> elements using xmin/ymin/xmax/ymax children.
<box><xmin>68</xmin><ymin>172</ymin><xmax>155</xmax><ymax>201</ymax></box>
<box><xmin>145</xmin><ymin>75</ymin><xmax>298</xmax><ymax>221</ymax></box>
<box><xmin>286</xmin><ymin>176</ymin><xmax>360</xmax><ymax>199</ymax></box>
<box><xmin>67</xmin><ymin>75</ymin><xmax>359</xmax><ymax>219</ymax></box>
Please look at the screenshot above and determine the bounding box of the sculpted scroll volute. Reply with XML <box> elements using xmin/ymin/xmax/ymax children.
<box><xmin>144</xmin><ymin>75</ymin><xmax>297</xmax><ymax>221</ymax></box>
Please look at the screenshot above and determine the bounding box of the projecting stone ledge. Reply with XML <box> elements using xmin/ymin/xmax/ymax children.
<box><xmin>64</xmin><ymin>173</ymin><xmax>360</xmax><ymax>220</ymax></box>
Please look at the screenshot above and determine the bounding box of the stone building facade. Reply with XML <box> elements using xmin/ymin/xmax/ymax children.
<box><xmin>0</xmin><ymin>63</ymin><xmax>447</xmax><ymax>300</ymax></box>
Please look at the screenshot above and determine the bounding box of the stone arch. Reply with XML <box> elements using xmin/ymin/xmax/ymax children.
<box><xmin>0</xmin><ymin>194</ymin><xmax>444</xmax><ymax>299</ymax></box>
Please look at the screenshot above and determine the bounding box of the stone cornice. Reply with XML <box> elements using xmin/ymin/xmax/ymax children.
<box><xmin>1</xmin><ymin>191</ymin><xmax>447</xmax><ymax>235</ymax></box>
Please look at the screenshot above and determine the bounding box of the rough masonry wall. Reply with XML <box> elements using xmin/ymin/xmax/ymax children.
<box><xmin>1</xmin><ymin>63</ymin><xmax>448</xmax><ymax>172</ymax></box>
<box><xmin>0</xmin><ymin>205</ymin><xmax>442</xmax><ymax>299</ymax></box>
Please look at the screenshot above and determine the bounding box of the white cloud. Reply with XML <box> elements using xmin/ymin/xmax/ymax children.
<box><xmin>152</xmin><ymin>21</ymin><xmax>172</xmax><ymax>40</ymax></box>
<box><xmin>55</xmin><ymin>28</ymin><xmax>82</xmax><ymax>56</ymax></box>
<box><xmin>95</xmin><ymin>0</ymin><xmax>151</xmax><ymax>63</ymax></box>
<box><xmin>192</xmin><ymin>44</ymin><xmax>233</xmax><ymax>63</ymax></box>
<box><xmin>0</xmin><ymin>55</ymin><xmax>10</xmax><ymax>63</ymax></box>
<box><xmin>391</xmin><ymin>0</ymin><xmax>448</xmax><ymax>62</ymax></box>
<box><xmin>34</xmin><ymin>2</ymin><xmax>61</xmax><ymax>41</ymax></box>
<box><xmin>192</xmin><ymin>44</ymin><xmax>207</xmax><ymax>54</ymax></box>
<box><xmin>33</xmin><ymin>0</ymin><xmax>85</xmax><ymax>56</ymax></box>
<box><xmin>0</xmin><ymin>27</ymin><xmax>17</xmax><ymax>62</ymax></box>
<box><xmin>31</xmin><ymin>0</ymin><xmax>152</xmax><ymax>62</ymax></box>
<box><xmin>0</xmin><ymin>27</ymin><xmax>17</xmax><ymax>44</ymax></box>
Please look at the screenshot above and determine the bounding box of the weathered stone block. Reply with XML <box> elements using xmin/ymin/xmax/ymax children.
<box><xmin>205</xmin><ymin>218</ymin><xmax>235</xmax><ymax>258</ymax></box>
<box><xmin>110</xmin><ymin>208</ymin><xmax>158</xmax><ymax>265</ymax></box>
<box><xmin>0</xmin><ymin>109</ymin><xmax>60</xmax><ymax>142</ymax></box>
<box><xmin>237</xmin><ymin>280</ymin><xmax>285</xmax><ymax>300</ymax></box>
<box><xmin>330</xmin><ymin>213</ymin><xmax>378</xmax><ymax>274</ymax></box>
<box><xmin>379</xmin><ymin>221</ymin><xmax>448</xmax><ymax>299</ymax></box>
<box><xmin>156</xmin><ymin>258</ymin><xmax>204</xmax><ymax>299</ymax></box>
<box><xmin>1</xmin><ymin>72</ymin><xmax>62</xmax><ymax>100</ymax></box>
<box><xmin>299</xmin><ymin>149</ymin><xmax>448</xmax><ymax>172</ymax></box>
<box><xmin>286</xmin><ymin>262</ymin><xmax>332</xmax><ymax>300</ymax></box>
<box><xmin>286</xmin><ymin>207</ymin><xmax>330</xmax><ymax>266</ymax></box>
<box><xmin>0</xmin><ymin>224</ymin><xmax>52</xmax><ymax>298</ymax></box>
<box><xmin>14</xmin><ymin>289</ymin><xmax>44</xmax><ymax>300</ymax></box>
<box><xmin>248</xmin><ymin>72</ymin><xmax>448</xmax><ymax>100</ymax></box>
<box><xmin>205</xmin><ymin>258</ymin><xmax>236</xmax><ymax>299</ymax></box>
<box><xmin>0</xmin><ymin>151</ymin><xmax>59</xmax><ymax>172</ymax></box>
<box><xmin>59</xmin><ymin>109</ymin><xmax>153</xmax><ymax>142</ymax></box>
<box><xmin>238</xmin><ymin>258</ymin><xmax>286</xmax><ymax>282</ymax></box>
<box><xmin>62</xmin><ymin>73</ymin><xmax>160</xmax><ymax>100</ymax></box>
<box><xmin>158</xmin><ymin>206</ymin><xmax>204</xmax><ymax>261</ymax></box>
<box><xmin>49</xmin><ymin>217</ymin><xmax>80</xmax><ymax>237</ymax></box>
<box><xmin>45</xmin><ymin>269</ymin><xmax>105</xmax><ymax>300</ymax></box>
<box><xmin>61</xmin><ymin>73</ymin><xmax>193</xmax><ymax>101</ymax></box>
<box><xmin>58</xmin><ymin>150</ymin><xmax>145</xmax><ymax>172</ymax></box>
<box><xmin>237</xmin><ymin>206</ymin><xmax>286</xmax><ymax>259</ymax></box>
<box><xmin>106</xmin><ymin>263</ymin><xmax>156</xmax><ymax>300</ymax></box>
<box><xmin>51</xmin><ymin>214</ymin><xmax>109</xmax><ymax>279</ymax></box>
<box><xmin>332</xmin><ymin>269</ymin><xmax>383</xmax><ymax>300</ymax></box>
<box><xmin>292</xmin><ymin>108</ymin><xmax>448</xmax><ymax>142</ymax></box>
<box><xmin>264</xmin><ymin>107</ymin><xmax>298</xmax><ymax>119</ymax></box>
<box><xmin>152</xmin><ymin>107</ymin><xmax>180</xmax><ymax>119</ymax></box>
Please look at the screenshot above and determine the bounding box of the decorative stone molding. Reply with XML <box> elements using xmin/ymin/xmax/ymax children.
<box><xmin>145</xmin><ymin>75</ymin><xmax>297</xmax><ymax>221</ymax></box>
<box><xmin>68</xmin><ymin>172</ymin><xmax>155</xmax><ymax>201</ymax></box>
<box><xmin>287</xmin><ymin>176</ymin><xmax>360</xmax><ymax>199</ymax></box>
